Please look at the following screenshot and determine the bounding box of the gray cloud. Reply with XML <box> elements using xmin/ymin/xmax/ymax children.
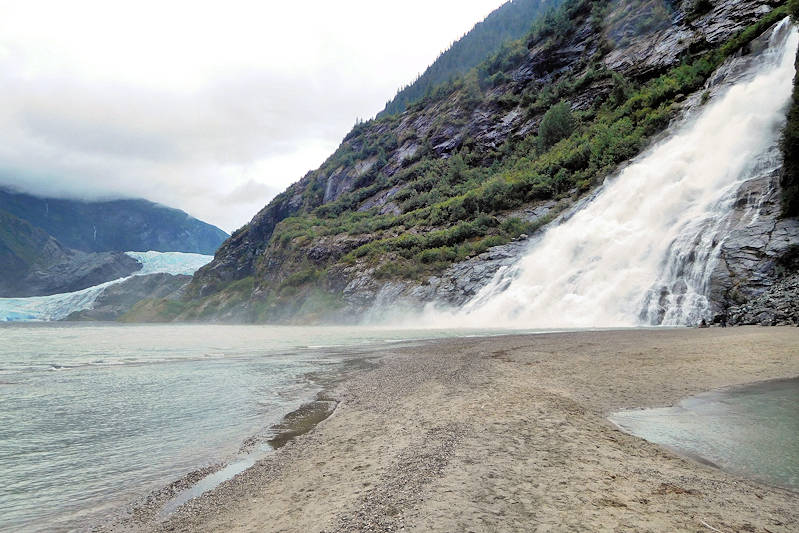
<box><xmin>22</xmin><ymin>109</ymin><xmax>179</xmax><ymax>161</ymax></box>
<box><xmin>221</xmin><ymin>179</ymin><xmax>281</xmax><ymax>206</ymax></box>
<box><xmin>0</xmin><ymin>0</ymin><xmax>506</xmax><ymax>232</ymax></box>
<box><xmin>0</xmin><ymin>69</ymin><xmax>359</xmax><ymax>230</ymax></box>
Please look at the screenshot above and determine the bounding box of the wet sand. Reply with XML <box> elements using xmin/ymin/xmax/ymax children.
<box><xmin>107</xmin><ymin>326</ymin><xmax>799</xmax><ymax>532</ymax></box>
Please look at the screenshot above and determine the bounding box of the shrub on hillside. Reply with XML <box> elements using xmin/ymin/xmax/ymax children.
<box><xmin>789</xmin><ymin>0</ymin><xmax>799</xmax><ymax>20</ymax></box>
<box><xmin>538</xmin><ymin>102</ymin><xmax>576</xmax><ymax>149</ymax></box>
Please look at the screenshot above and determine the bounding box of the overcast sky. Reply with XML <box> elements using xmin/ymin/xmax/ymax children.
<box><xmin>0</xmin><ymin>0</ymin><xmax>509</xmax><ymax>232</ymax></box>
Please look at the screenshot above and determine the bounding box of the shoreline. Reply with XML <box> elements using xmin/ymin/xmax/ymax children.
<box><xmin>101</xmin><ymin>326</ymin><xmax>799</xmax><ymax>532</ymax></box>
<box><xmin>90</xmin><ymin>328</ymin><xmax>605</xmax><ymax>530</ymax></box>
<box><xmin>92</xmin><ymin>352</ymin><xmax>381</xmax><ymax>532</ymax></box>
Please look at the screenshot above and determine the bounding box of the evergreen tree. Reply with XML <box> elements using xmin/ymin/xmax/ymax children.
<box><xmin>379</xmin><ymin>0</ymin><xmax>564</xmax><ymax>117</ymax></box>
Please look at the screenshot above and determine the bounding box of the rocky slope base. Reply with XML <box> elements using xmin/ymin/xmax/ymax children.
<box><xmin>65</xmin><ymin>273</ymin><xmax>191</xmax><ymax>321</ymax></box>
<box><xmin>728</xmin><ymin>272</ymin><xmax>799</xmax><ymax>324</ymax></box>
<box><xmin>160</xmin><ymin>0</ymin><xmax>797</xmax><ymax>324</ymax></box>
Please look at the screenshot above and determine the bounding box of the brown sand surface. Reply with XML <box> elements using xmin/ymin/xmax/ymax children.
<box><xmin>116</xmin><ymin>327</ymin><xmax>799</xmax><ymax>532</ymax></box>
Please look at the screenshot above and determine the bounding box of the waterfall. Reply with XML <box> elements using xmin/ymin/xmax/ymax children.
<box><xmin>429</xmin><ymin>19</ymin><xmax>798</xmax><ymax>329</ymax></box>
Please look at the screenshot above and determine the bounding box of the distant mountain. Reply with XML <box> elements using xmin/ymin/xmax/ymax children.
<box><xmin>0</xmin><ymin>209</ymin><xmax>141</xmax><ymax>297</ymax></box>
<box><xmin>0</xmin><ymin>188</ymin><xmax>227</xmax><ymax>298</ymax></box>
<box><xmin>378</xmin><ymin>0</ymin><xmax>561</xmax><ymax>117</ymax></box>
<box><xmin>0</xmin><ymin>188</ymin><xmax>228</xmax><ymax>255</ymax></box>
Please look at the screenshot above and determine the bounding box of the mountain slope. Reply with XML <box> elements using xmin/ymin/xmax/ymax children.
<box><xmin>0</xmin><ymin>188</ymin><xmax>226</xmax><ymax>298</ymax></box>
<box><xmin>0</xmin><ymin>209</ymin><xmax>141</xmax><ymax>297</ymax></box>
<box><xmin>379</xmin><ymin>0</ymin><xmax>562</xmax><ymax>117</ymax></box>
<box><xmin>0</xmin><ymin>188</ymin><xmax>228</xmax><ymax>255</ymax></box>
<box><xmin>64</xmin><ymin>273</ymin><xmax>191</xmax><ymax>321</ymax></box>
<box><xmin>169</xmin><ymin>0</ymin><xmax>797</xmax><ymax>324</ymax></box>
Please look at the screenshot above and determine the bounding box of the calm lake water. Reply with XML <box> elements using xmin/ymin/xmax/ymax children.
<box><xmin>610</xmin><ymin>378</ymin><xmax>799</xmax><ymax>492</ymax></box>
<box><xmin>0</xmin><ymin>323</ymin><xmax>524</xmax><ymax>532</ymax></box>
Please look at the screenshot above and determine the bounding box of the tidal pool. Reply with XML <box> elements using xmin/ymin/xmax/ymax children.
<box><xmin>610</xmin><ymin>378</ymin><xmax>799</xmax><ymax>492</ymax></box>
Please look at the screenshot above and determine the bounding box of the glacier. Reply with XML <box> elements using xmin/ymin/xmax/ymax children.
<box><xmin>0</xmin><ymin>252</ymin><xmax>212</xmax><ymax>322</ymax></box>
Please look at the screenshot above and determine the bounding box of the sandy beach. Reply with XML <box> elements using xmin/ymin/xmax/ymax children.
<box><xmin>106</xmin><ymin>326</ymin><xmax>799</xmax><ymax>532</ymax></box>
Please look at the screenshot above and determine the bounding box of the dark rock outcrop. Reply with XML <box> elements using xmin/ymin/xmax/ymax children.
<box><xmin>727</xmin><ymin>272</ymin><xmax>799</xmax><ymax>325</ymax></box>
<box><xmin>187</xmin><ymin>178</ymin><xmax>311</xmax><ymax>298</ymax></box>
<box><xmin>17</xmin><ymin>250</ymin><xmax>142</xmax><ymax>298</ymax></box>
<box><xmin>707</xmin><ymin>171</ymin><xmax>799</xmax><ymax>323</ymax></box>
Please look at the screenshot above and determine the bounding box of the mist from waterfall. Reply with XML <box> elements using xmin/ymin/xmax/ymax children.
<box><xmin>425</xmin><ymin>20</ymin><xmax>798</xmax><ymax>329</ymax></box>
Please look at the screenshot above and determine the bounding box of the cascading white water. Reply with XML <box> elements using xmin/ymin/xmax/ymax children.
<box><xmin>427</xmin><ymin>20</ymin><xmax>798</xmax><ymax>329</ymax></box>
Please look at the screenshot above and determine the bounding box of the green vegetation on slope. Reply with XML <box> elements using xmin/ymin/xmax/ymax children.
<box><xmin>782</xmin><ymin>0</ymin><xmax>799</xmax><ymax>216</ymax></box>
<box><xmin>538</xmin><ymin>102</ymin><xmax>576</xmax><ymax>149</ymax></box>
<box><xmin>268</xmin><ymin>3</ymin><xmax>790</xmax><ymax>277</ymax></box>
<box><xmin>379</xmin><ymin>0</ymin><xmax>560</xmax><ymax>117</ymax></box>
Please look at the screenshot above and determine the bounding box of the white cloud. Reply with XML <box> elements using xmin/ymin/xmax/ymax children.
<box><xmin>0</xmin><ymin>0</ymin><xmax>508</xmax><ymax>232</ymax></box>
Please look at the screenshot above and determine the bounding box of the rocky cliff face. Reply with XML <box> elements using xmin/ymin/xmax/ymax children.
<box><xmin>177</xmin><ymin>0</ymin><xmax>798</xmax><ymax>324</ymax></box>
<box><xmin>16</xmin><ymin>250</ymin><xmax>142</xmax><ymax>298</ymax></box>
<box><xmin>709</xmin><ymin>173</ymin><xmax>799</xmax><ymax>324</ymax></box>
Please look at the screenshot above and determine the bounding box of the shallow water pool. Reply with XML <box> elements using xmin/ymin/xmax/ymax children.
<box><xmin>610</xmin><ymin>378</ymin><xmax>799</xmax><ymax>492</ymax></box>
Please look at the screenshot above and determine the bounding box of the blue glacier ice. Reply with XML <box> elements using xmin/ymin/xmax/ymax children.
<box><xmin>124</xmin><ymin>251</ymin><xmax>214</xmax><ymax>276</ymax></box>
<box><xmin>0</xmin><ymin>251</ymin><xmax>212</xmax><ymax>322</ymax></box>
